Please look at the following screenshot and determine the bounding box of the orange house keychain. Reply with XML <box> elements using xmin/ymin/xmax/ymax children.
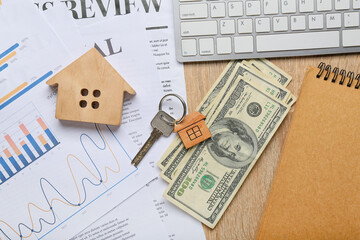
<box><xmin>131</xmin><ymin>94</ymin><xmax>212</xmax><ymax>167</ymax></box>
<box><xmin>156</xmin><ymin>94</ymin><xmax>212</xmax><ymax>149</ymax></box>
<box><xmin>174</xmin><ymin>103</ymin><xmax>211</xmax><ymax>149</ymax></box>
<box><xmin>174</xmin><ymin>112</ymin><xmax>211</xmax><ymax>149</ymax></box>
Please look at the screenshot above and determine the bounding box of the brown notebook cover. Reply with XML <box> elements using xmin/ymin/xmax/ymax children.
<box><xmin>256</xmin><ymin>64</ymin><xmax>360</xmax><ymax>240</ymax></box>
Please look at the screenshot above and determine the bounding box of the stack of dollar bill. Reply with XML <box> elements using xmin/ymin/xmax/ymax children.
<box><xmin>157</xmin><ymin>59</ymin><xmax>295</xmax><ymax>228</ymax></box>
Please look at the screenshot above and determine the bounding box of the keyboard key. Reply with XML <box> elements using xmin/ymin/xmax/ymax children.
<box><xmin>317</xmin><ymin>0</ymin><xmax>332</xmax><ymax>11</ymax></box>
<box><xmin>281</xmin><ymin>0</ymin><xmax>297</xmax><ymax>13</ymax></box>
<box><xmin>174</xmin><ymin>0</ymin><xmax>360</xmax><ymax>62</ymax></box>
<box><xmin>199</xmin><ymin>38</ymin><xmax>214</xmax><ymax>55</ymax></box>
<box><xmin>217</xmin><ymin>37</ymin><xmax>232</xmax><ymax>54</ymax></box>
<box><xmin>264</xmin><ymin>1</ymin><xmax>279</xmax><ymax>14</ymax></box>
<box><xmin>238</xmin><ymin>19</ymin><xmax>253</xmax><ymax>33</ymax></box>
<box><xmin>354</xmin><ymin>0</ymin><xmax>360</xmax><ymax>9</ymax></box>
<box><xmin>256</xmin><ymin>31</ymin><xmax>340</xmax><ymax>52</ymax></box>
<box><xmin>246</xmin><ymin>1</ymin><xmax>261</xmax><ymax>16</ymax></box>
<box><xmin>343</xmin><ymin>29</ymin><xmax>360</xmax><ymax>46</ymax></box>
<box><xmin>220</xmin><ymin>20</ymin><xmax>236</xmax><ymax>34</ymax></box>
<box><xmin>299</xmin><ymin>0</ymin><xmax>314</xmax><ymax>12</ymax></box>
<box><xmin>228</xmin><ymin>2</ymin><xmax>244</xmax><ymax>17</ymax></box>
<box><xmin>256</xmin><ymin>18</ymin><xmax>271</xmax><ymax>32</ymax></box>
<box><xmin>309</xmin><ymin>14</ymin><xmax>324</xmax><ymax>29</ymax></box>
<box><xmin>273</xmin><ymin>16</ymin><xmax>289</xmax><ymax>31</ymax></box>
<box><xmin>234</xmin><ymin>36</ymin><xmax>254</xmax><ymax>53</ymax></box>
<box><xmin>211</xmin><ymin>3</ymin><xmax>226</xmax><ymax>18</ymax></box>
<box><xmin>180</xmin><ymin>4</ymin><xmax>208</xmax><ymax>19</ymax></box>
<box><xmin>344</xmin><ymin>12</ymin><xmax>359</xmax><ymax>27</ymax></box>
<box><xmin>335</xmin><ymin>0</ymin><xmax>350</xmax><ymax>9</ymax></box>
<box><xmin>291</xmin><ymin>16</ymin><xmax>306</xmax><ymax>30</ymax></box>
<box><xmin>182</xmin><ymin>39</ymin><xmax>197</xmax><ymax>56</ymax></box>
<box><xmin>181</xmin><ymin>21</ymin><xmax>218</xmax><ymax>36</ymax></box>
<box><xmin>326</xmin><ymin>13</ymin><xmax>342</xmax><ymax>28</ymax></box>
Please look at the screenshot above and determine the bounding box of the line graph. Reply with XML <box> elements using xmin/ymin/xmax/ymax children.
<box><xmin>0</xmin><ymin>124</ymin><xmax>137</xmax><ymax>240</ymax></box>
<box><xmin>0</xmin><ymin>7</ymin><xmax>151</xmax><ymax>239</ymax></box>
<box><xmin>0</xmin><ymin>102</ymin><xmax>138</xmax><ymax>240</ymax></box>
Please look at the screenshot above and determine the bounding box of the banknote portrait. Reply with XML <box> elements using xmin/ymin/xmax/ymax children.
<box><xmin>207</xmin><ymin>118</ymin><xmax>258</xmax><ymax>168</ymax></box>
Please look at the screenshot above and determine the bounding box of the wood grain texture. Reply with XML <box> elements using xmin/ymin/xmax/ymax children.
<box><xmin>183</xmin><ymin>54</ymin><xmax>360</xmax><ymax>240</ymax></box>
<box><xmin>48</xmin><ymin>48</ymin><xmax>135</xmax><ymax>126</ymax></box>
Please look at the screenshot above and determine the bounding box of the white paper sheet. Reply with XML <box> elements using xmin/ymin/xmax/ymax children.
<box><xmin>143</xmin><ymin>0</ymin><xmax>187</xmax><ymax>109</ymax></box>
<box><xmin>31</xmin><ymin>0</ymin><xmax>188</xmax><ymax>144</ymax></box>
<box><xmin>0</xmin><ymin>3</ymin><xmax>156</xmax><ymax>239</ymax></box>
<box><xmin>40</xmin><ymin>3</ymin><xmax>87</xmax><ymax>58</ymax></box>
<box><xmin>46</xmin><ymin>12</ymin><xmax>205</xmax><ymax>238</ymax></box>
<box><xmin>33</xmin><ymin>0</ymin><xmax>164</xmax><ymax>25</ymax></box>
<box><xmin>70</xmin><ymin>179</ymin><xmax>170</xmax><ymax>240</ymax></box>
<box><xmin>146</xmin><ymin>178</ymin><xmax>207</xmax><ymax>240</ymax></box>
<box><xmin>36</xmin><ymin>5</ymin><xmax>203</xmax><ymax>239</ymax></box>
<box><xmin>71</xmin><ymin>177</ymin><xmax>207</xmax><ymax>240</ymax></box>
<box><xmin>0</xmin><ymin>1</ymin><xmax>71</xmax><ymax>99</ymax></box>
<box><xmin>77</xmin><ymin>16</ymin><xmax>162</xmax><ymax>132</ymax></box>
<box><xmin>30</xmin><ymin>0</ymin><xmax>178</xmax><ymax>190</ymax></box>
<box><xmin>1</xmin><ymin>3</ymin><xmax>204</xmax><ymax>240</ymax></box>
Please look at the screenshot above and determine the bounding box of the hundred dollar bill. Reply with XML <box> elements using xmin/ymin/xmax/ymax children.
<box><xmin>157</xmin><ymin>61</ymin><xmax>240</xmax><ymax>170</ymax></box>
<box><xmin>242</xmin><ymin>60</ymin><xmax>283</xmax><ymax>87</ymax></box>
<box><xmin>158</xmin><ymin>139</ymin><xmax>182</xmax><ymax>170</ymax></box>
<box><xmin>159</xmin><ymin>60</ymin><xmax>294</xmax><ymax>171</ymax></box>
<box><xmin>248</xmin><ymin>59</ymin><xmax>292</xmax><ymax>87</ymax></box>
<box><xmin>287</xmin><ymin>93</ymin><xmax>297</xmax><ymax>107</ymax></box>
<box><xmin>164</xmin><ymin>77</ymin><xmax>290</xmax><ymax>228</ymax></box>
<box><xmin>160</xmin><ymin>62</ymin><xmax>293</xmax><ymax>182</ymax></box>
<box><xmin>160</xmin><ymin>146</ymin><xmax>183</xmax><ymax>183</ymax></box>
<box><xmin>236</xmin><ymin>62</ymin><xmax>291</xmax><ymax>103</ymax></box>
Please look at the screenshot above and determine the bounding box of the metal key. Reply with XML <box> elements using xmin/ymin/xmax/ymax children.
<box><xmin>131</xmin><ymin>111</ymin><xmax>175</xmax><ymax>167</ymax></box>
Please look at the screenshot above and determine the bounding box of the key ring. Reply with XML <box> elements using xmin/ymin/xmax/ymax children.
<box><xmin>159</xmin><ymin>94</ymin><xmax>187</xmax><ymax>125</ymax></box>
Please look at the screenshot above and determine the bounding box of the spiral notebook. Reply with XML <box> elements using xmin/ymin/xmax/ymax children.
<box><xmin>256</xmin><ymin>63</ymin><xmax>360</xmax><ymax>240</ymax></box>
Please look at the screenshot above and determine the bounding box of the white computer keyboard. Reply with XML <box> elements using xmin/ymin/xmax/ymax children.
<box><xmin>173</xmin><ymin>0</ymin><xmax>360</xmax><ymax>62</ymax></box>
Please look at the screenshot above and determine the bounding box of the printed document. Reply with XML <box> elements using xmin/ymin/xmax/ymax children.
<box><xmin>32</xmin><ymin>0</ymin><xmax>187</xmax><ymax>128</ymax></box>
<box><xmin>0</xmin><ymin>2</ymin><xmax>156</xmax><ymax>239</ymax></box>
<box><xmin>71</xmin><ymin>178</ymin><xmax>207</xmax><ymax>240</ymax></box>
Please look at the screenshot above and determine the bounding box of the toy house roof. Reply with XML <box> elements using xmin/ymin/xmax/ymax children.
<box><xmin>174</xmin><ymin>112</ymin><xmax>206</xmax><ymax>132</ymax></box>
<box><xmin>46</xmin><ymin>48</ymin><xmax>135</xmax><ymax>96</ymax></box>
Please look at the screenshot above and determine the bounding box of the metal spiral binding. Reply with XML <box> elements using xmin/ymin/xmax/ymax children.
<box><xmin>316</xmin><ymin>62</ymin><xmax>360</xmax><ymax>89</ymax></box>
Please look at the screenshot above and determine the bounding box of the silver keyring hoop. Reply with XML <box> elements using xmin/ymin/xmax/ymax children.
<box><xmin>159</xmin><ymin>94</ymin><xmax>187</xmax><ymax>125</ymax></box>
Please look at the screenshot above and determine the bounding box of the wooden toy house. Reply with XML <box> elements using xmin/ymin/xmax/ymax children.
<box><xmin>174</xmin><ymin>111</ymin><xmax>211</xmax><ymax>149</ymax></box>
<box><xmin>46</xmin><ymin>48</ymin><xmax>135</xmax><ymax>125</ymax></box>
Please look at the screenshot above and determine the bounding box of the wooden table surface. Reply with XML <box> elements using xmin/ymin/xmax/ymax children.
<box><xmin>183</xmin><ymin>53</ymin><xmax>360</xmax><ymax>240</ymax></box>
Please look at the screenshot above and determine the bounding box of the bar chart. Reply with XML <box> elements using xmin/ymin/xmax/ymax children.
<box><xmin>0</xmin><ymin>105</ymin><xmax>59</xmax><ymax>185</ymax></box>
<box><xmin>0</xmin><ymin>43</ymin><xmax>18</xmax><ymax>72</ymax></box>
<box><xmin>0</xmin><ymin>39</ymin><xmax>54</xmax><ymax>109</ymax></box>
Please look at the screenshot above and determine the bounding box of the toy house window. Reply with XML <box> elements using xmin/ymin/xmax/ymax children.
<box><xmin>93</xmin><ymin>90</ymin><xmax>101</xmax><ymax>97</ymax></box>
<box><xmin>187</xmin><ymin>126</ymin><xmax>202</xmax><ymax>140</ymax></box>
<box><xmin>81</xmin><ymin>88</ymin><xmax>89</xmax><ymax>96</ymax></box>
<box><xmin>79</xmin><ymin>88</ymin><xmax>101</xmax><ymax>109</ymax></box>
<box><xmin>92</xmin><ymin>101</ymin><xmax>99</xmax><ymax>109</ymax></box>
<box><xmin>79</xmin><ymin>100</ymin><xmax>87</xmax><ymax>108</ymax></box>
<box><xmin>80</xmin><ymin>89</ymin><xmax>89</xmax><ymax>108</ymax></box>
